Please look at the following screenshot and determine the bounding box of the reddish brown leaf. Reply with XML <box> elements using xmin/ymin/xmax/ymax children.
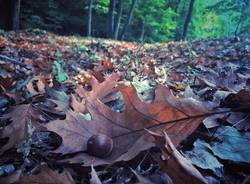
<box><xmin>96</xmin><ymin>59</ymin><xmax>114</xmax><ymax>72</ymax></box>
<box><xmin>148</xmin><ymin>130</ymin><xmax>207</xmax><ymax>184</ymax></box>
<box><xmin>91</xmin><ymin>69</ymin><xmax>105</xmax><ymax>83</ymax></box>
<box><xmin>74</xmin><ymin>73</ymin><xmax>120</xmax><ymax>103</ymax></box>
<box><xmin>34</xmin><ymin>57</ymin><xmax>49</xmax><ymax>70</ymax></box>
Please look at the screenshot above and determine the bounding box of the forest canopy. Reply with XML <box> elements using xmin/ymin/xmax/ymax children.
<box><xmin>0</xmin><ymin>0</ymin><xmax>249</xmax><ymax>43</ymax></box>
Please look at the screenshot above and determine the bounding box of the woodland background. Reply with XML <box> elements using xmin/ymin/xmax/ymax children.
<box><xmin>0</xmin><ymin>0</ymin><xmax>250</xmax><ymax>183</ymax></box>
<box><xmin>0</xmin><ymin>0</ymin><xmax>250</xmax><ymax>43</ymax></box>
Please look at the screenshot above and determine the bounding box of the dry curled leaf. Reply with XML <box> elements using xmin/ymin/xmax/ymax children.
<box><xmin>90</xmin><ymin>165</ymin><xmax>102</xmax><ymax>184</ymax></box>
<box><xmin>27</xmin><ymin>76</ymin><xmax>46</xmax><ymax>96</ymax></box>
<box><xmin>148</xmin><ymin>130</ymin><xmax>207</xmax><ymax>184</ymax></box>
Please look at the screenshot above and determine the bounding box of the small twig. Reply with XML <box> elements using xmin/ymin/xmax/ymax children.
<box><xmin>136</xmin><ymin>151</ymin><xmax>149</xmax><ymax>171</ymax></box>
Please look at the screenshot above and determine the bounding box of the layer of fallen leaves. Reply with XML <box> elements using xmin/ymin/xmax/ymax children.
<box><xmin>0</xmin><ymin>29</ymin><xmax>249</xmax><ymax>183</ymax></box>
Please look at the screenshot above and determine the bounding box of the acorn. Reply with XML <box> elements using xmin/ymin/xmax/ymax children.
<box><xmin>87</xmin><ymin>134</ymin><xmax>113</xmax><ymax>158</ymax></box>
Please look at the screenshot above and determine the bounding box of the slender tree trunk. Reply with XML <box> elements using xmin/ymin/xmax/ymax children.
<box><xmin>139</xmin><ymin>20</ymin><xmax>145</xmax><ymax>43</ymax></box>
<box><xmin>234</xmin><ymin>13</ymin><xmax>243</xmax><ymax>37</ymax></box>
<box><xmin>114</xmin><ymin>0</ymin><xmax>123</xmax><ymax>39</ymax></box>
<box><xmin>107</xmin><ymin>0</ymin><xmax>116</xmax><ymax>38</ymax></box>
<box><xmin>12</xmin><ymin>0</ymin><xmax>21</xmax><ymax>30</ymax></box>
<box><xmin>119</xmin><ymin>0</ymin><xmax>138</xmax><ymax>40</ymax></box>
<box><xmin>181</xmin><ymin>0</ymin><xmax>195</xmax><ymax>40</ymax></box>
<box><xmin>87</xmin><ymin>0</ymin><xmax>93</xmax><ymax>37</ymax></box>
<box><xmin>174</xmin><ymin>0</ymin><xmax>181</xmax><ymax>12</ymax></box>
<box><xmin>174</xmin><ymin>0</ymin><xmax>182</xmax><ymax>41</ymax></box>
<box><xmin>234</xmin><ymin>3</ymin><xmax>248</xmax><ymax>37</ymax></box>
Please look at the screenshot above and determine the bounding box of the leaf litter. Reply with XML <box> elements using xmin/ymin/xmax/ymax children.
<box><xmin>0</xmin><ymin>30</ymin><xmax>249</xmax><ymax>183</ymax></box>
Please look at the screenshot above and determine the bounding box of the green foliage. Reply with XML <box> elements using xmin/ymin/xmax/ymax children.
<box><xmin>130</xmin><ymin>0</ymin><xmax>177</xmax><ymax>42</ymax></box>
<box><xmin>19</xmin><ymin>0</ymin><xmax>250</xmax><ymax>42</ymax></box>
<box><xmin>52</xmin><ymin>51</ymin><xmax>68</xmax><ymax>82</ymax></box>
<box><xmin>94</xmin><ymin>0</ymin><xmax>109</xmax><ymax>14</ymax></box>
<box><xmin>189</xmin><ymin>0</ymin><xmax>250</xmax><ymax>39</ymax></box>
<box><xmin>190</xmin><ymin>0</ymin><xmax>227</xmax><ymax>39</ymax></box>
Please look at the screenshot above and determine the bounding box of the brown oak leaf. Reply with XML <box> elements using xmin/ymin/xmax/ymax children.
<box><xmin>46</xmin><ymin>74</ymin><xmax>209</xmax><ymax>166</ymax></box>
<box><xmin>70</xmin><ymin>73</ymin><xmax>120</xmax><ymax>113</ymax></box>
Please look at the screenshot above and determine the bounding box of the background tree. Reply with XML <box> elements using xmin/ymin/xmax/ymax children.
<box><xmin>12</xmin><ymin>0</ymin><xmax>21</xmax><ymax>30</ymax></box>
<box><xmin>0</xmin><ymin>0</ymin><xmax>12</xmax><ymax>30</ymax></box>
<box><xmin>119</xmin><ymin>0</ymin><xmax>138</xmax><ymax>40</ymax></box>
<box><xmin>129</xmin><ymin>0</ymin><xmax>176</xmax><ymax>42</ymax></box>
<box><xmin>181</xmin><ymin>0</ymin><xmax>195</xmax><ymax>40</ymax></box>
<box><xmin>87</xmin><ymin>0</ymin><xmax>93</xmax><ymax>37</ymax></box>
<box><xmin>106</xmin><ymin>0</ymin><xmax>115</xmax><ymax>38</ymax></box>
<box><xmin>113</xmin><ymin>0</ymin><xmax>123</xmax><ymax>39</ymax></box>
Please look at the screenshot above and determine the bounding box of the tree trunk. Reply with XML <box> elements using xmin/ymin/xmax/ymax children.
<box><xmin>87</xmin><ymin>0</ymin><xmax>93</xmax><ymax>37</ymax></box>
<box><xmin>113</xmin><ymin>0</ymin><xmax>123</xmax><ymax>39</ymax></box>
<box><xmin>181</xmin><ymin>0</ymin><xmax>195</xmax><ymax>40</ymax></box>
<box><xmin>234</xmin><ymin>2</ymin><xmax>249</xmax><ymax>37</ymax></box>
<box><xmin>0</xmin><ymin>0</ymin><xmax>12</xmax><ymax>30</ymax></box>
<box><xmin>139</xmin><ymin>20</ymin><xmax>145</xmax><ymax>43</ymax></box>
<box><xmin>174</xmin><ymin>0</ymin><xmax>182</xmax><ymax>41</ymax></box>
<box><xmin>107</xmin><ymin>0</ymin><xmax>116</xmax><ymax>38</ymax></box>
<box><xmin>12</xmin><ymin>0</ymin><xmax>21</xmax><ymax>30</ymax></box>
<box><xmin>119</xmin><ymin>0</ymin><xmax>138</xmax><ymax>40</ymax></box>
<box><xmin>174</xmin><ymin>0</ymin><xmax>181</xmax><ymax>12</ymax></box>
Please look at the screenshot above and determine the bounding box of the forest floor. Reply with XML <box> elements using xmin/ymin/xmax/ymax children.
<box><xmin>0</xmin><ymin>29</ymin><xmax>250</xmax><ymax>184</ymax></box>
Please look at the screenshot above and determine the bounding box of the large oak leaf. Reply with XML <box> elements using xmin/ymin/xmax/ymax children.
<box><xmin>46</xmin><ymin>74</ymin><xmax>209</xmax><ymax>166</ymax></box>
